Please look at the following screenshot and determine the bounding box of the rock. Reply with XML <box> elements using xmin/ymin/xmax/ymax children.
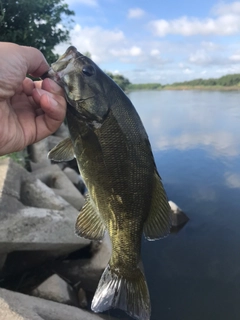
<box><xmin>31</xmin><ymin>274</ymin><xmax>78</xmax><ymax>306</ymax></box>
<box><xmin>169</xmin><ymin>200</ymin><xmax>189</xmax><ymax>228</ymax></box>
<box><xmin>28</xmin><ymin>139</ymin><xmax>51</xmax><ymax>171</ymax></box>
<box><xmin>20</xmin><ymin>178</ymin><xmax>66</xmax><ymax>210</ymax></box>
<box><xmin>0</xmin><ymin>158</ymin><xmax>28</xmax><ymax>216</ymax></box>
<box><xmin>53</xmin><ymin>189</ymin><xmax>84</xmax><ymax>211</ymax></box>
<box><xmin>0</xmin><ymin>254</ymin><xmax>7</xmax><ymax>271</ymax></box>
<box><xmin>0</xmin><ymin>158</ymin><xmax>89</xmax><ymax>254</ymax></box>
<box><xmin>47</xmin><ymin>135</ymin><xmax>63</xmax><ymax>151</ymax></box>
<box><xmin>78</xmin><ymin>288</ymin><xmax>88</xmax><ymax>309</ymax></box>
<box><xmin>63</xmin><ymin>167</ymin><xmax>86</xmax><ymax>194</ymax></box>
<box><xmin>0</xmin><ymin>250</ymin><xmax>57</xmax><ymax>289</ymax></box>
<box><xmin>32</xmin><ymin>165</ymin><xmax>85</xmax><ymax>210</ymax></box>
<box><xmin>54</xmin><ymin>234</ymin><xmax>112</xmax><ymax>293</ymax></box>
<box><xmin>90</xmin><ymin>234</ymin><xmax>112</xmax><ymax>271</ymax></box>
<box><xmin>0</xmin><ymin>204</ymin><xmax>89</xmax><ymax>254</ymax></box>
<box><xmin>54</xmin><ymin>123</ymin><xmax>69</xmax><ymax>139</ymax></box>
<box><xmin>63</xmin><ymin>167</ymin><xmax>80</xmax><ymax>185</ymax></box>
<box><xmin>0</xmin><ymin>288</ymin><xmax>117</xmax><ymax>320</ymax></box>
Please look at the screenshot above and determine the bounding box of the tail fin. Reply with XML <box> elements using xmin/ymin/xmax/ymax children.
<box><xmin>91</xmin><ymin>264</ymin><xmax>151</xmax><ymax>320</ymax></box>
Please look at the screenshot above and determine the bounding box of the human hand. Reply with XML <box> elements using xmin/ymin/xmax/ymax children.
<box><xmin>0</xmin><ymin>42</ymin><xmax>66</xmax><ymax>156</ymax></box>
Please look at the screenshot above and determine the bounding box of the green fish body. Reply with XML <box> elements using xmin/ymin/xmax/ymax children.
<box><xmin>46</xmin><ymin>46</ymin><xmax>171</xmax><ymax>320</ymax></box>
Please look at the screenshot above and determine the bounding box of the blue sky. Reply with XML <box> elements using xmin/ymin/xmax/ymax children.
<box><xmin>55</xmin><ymin>0</ymin><xmax>240</xmax><ymax>84</ymax></box>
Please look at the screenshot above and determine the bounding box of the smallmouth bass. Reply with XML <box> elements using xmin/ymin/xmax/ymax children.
<box><xmin>44</xmin><ymin>46</ymin><xmax>171</xmax><ymax>320</ymax></box>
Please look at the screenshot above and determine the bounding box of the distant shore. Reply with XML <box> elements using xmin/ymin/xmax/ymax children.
<box><xmin>162</xmin><ymin>85</ymin><xmax>240</xmax><ymax>91</ymax></box>
<box><xmin>128</xmin><ymin>85</ymin><xmax>240</xmax><ymax>92</ymax></box>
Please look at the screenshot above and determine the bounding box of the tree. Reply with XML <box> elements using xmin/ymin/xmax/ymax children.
<box><xmin>106</xmin><ymin>72</ymin><xmax>131</xmax><ymax>91</ymax></box>
<box><xmin>84</xmin><ymin>51</ymin><xmax>92</xmax><ymax>59</ymax></box>
<box><xmin>0</xmin><ymin>0</ymin><xmax>74</xmax><ymax>63</ymax></box>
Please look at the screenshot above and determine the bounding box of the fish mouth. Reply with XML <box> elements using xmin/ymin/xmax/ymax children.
<box><xmin>52</xmin><ymin>46</ymin><xmax>78</xmax><ymax>72</ymax></box>
<box><xmin>41</xmin><ymin>46</ymin><xmax>79</xmax><ymax>85</ymax></box>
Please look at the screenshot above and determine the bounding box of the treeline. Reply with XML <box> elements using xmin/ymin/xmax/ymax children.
<box><xmin>108</xmin><ymin>73</ymin><xmax>240</xmax><ymax>91</ymax></box>
<box><xmin>168</xmin><ymin>74</ymin><xmax>240</xmax><ymax>87</ymax></box>
<box><xmin>128</xmin><ymin>83</ymin><xmax>162</xmax><ymax>90</ymax></box>
<box><xmin>106</xmin><ymin>72</ymin><xmax>131</xmax><ymax>91</ymax></box>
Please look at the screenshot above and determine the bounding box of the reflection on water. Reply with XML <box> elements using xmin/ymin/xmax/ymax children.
<box><xmin>126</xmin><ymin>90</ymin><xmax>240</xmax><ymax>320</ymax></box>
<box><xmin>128</xmin><ymin>90</ymin><xmax>240</xmax><ymax>158</ymax></box>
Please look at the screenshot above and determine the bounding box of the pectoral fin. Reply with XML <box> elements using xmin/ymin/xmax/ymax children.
<box><xmin>75</xmin><ymin>194</ymin><xmax>106</xmax><ymax>240</ymax></box>
<box><xmin>144</xmin><ymin>170</ymin><xmax>171</xmax><ymax>240</ymax></box>
<box><xmin>48</xmin><ymin>137</ymin><xmax>75</xmax><ymax>161</ymax></box>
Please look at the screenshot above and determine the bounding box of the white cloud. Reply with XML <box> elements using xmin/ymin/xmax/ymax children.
<box><xmin>130</xmin><ymin>46</ymin><xmax>142</xmax><ymax>56</ymax></box>
<box><xmin>149</xmin><ymin>2</ymin><xmax>240</xmax><ymax>37</ymax></box>
<box><xmin>201</xmin><ymin>41</ymin><xmax>219</xmax><ymax>51</ymax></box>
<box><xmin>54</xmin><ymin>24</ymin><xmax>125</xmax><ymax>63</ymax></box>
<box><xmin>150</xmin><ymin>49</ymin><xmax>160</xmax><ymax>56</ymax></box>
<box><xmin>155</xmin><ymin>132</ymin><xmax>239</xmax><ymax>157</ymax></box>
<box><xmin>225</xmin><ymin>172</ymin><xmax>240</xmax><ymax>188</ymax></box>
<box><xmin>189</xmin><ymin>49</ymin><xmax>213</xmax><ymax>65</ymax></box>
<box><xmin>110</xmin><ymin>46</ymin><xmax>142</xmax><ymax>57</ymax></box>
<box><xmin>213</xmin><ymin>1</ymin><xmax>240</xmax><ymax>15</ymax></box>
<box><xmin>183</xmin><ymin>68</ymin><xmax>193</xmax><ymax>74</ymax></box>
<box><xmin>230</xmin><ymin>54</ymin><xmax>240</xmax><ymax>62</ymax></box>
<box><xmin>127</xmin><ymin>8</ymin><xmax>145</xmax><ymax>19</ymax></box>
<box><xmin>65</xmin><ymin>0</ymin><xmax>98</xmax><ymax>6</ymax></box>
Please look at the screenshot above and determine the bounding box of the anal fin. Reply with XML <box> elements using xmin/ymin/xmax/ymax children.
<box><xmin>75</xmin><ymin>194</ymin><xmax>106</xmax><ymax>240</ymax></box>
<box><xmin>144</xmin><ymin>170</ymin><xmax>171</xmax><ymax>240</ymax></box>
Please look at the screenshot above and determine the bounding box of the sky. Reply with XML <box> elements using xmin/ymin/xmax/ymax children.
<box><xmin>55</xmin><ymin>0</ymin><xmax>240</xmax><ymax>84</ymax></box>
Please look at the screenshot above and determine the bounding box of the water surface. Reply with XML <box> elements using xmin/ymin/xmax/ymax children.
<box><xmin>127</xmin><ymin>90</ymin><xmax>240</xmax><ymax>320</ymax></box>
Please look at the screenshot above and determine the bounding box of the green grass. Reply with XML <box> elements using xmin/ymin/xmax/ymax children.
<box><xmin>0</xmin><ymin>150</ymin><xmax>28</xmax><ymax>166</ymax></box>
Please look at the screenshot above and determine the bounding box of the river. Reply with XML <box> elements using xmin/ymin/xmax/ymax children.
<box><xmin>109</xmin><ymin>90</ymin><xmax>240</xmax><ymax>320</ymax></box>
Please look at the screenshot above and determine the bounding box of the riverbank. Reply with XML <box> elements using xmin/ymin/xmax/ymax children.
<box><xmin>128</xmin><ymin>85</ymin><xmax>240</xmax><ymax>91</ymax></box>
<box><xmin>163</xmin><ymin>85</ymin><xmax>240</xmax><ymax>91</ymax></box>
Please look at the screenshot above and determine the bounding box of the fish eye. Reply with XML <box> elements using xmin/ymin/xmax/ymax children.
<box><xmin>82</xmin><ymin>65</ymin><xmax>95</xmax><ymax>77</ymax></box>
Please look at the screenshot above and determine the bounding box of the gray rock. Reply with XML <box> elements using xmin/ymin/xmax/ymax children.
<box><xmin>0</xmin><ymin>205</ymin><xmax>89</xmax><ymax>253</ymax></box>
<box><xmin>54</xmin><ymin>234</ymin><xmax>112</xmax><ymax>293</ymax></box>
<box><xmin>0</xmin><ymin>159</ymin><xmax>89</xmax><ymax>254</ymax></box>
<box><xmin>47</xmin><ymin>135</ymin><xmax>63</xmax><ymax>151</ymax></box>
<box><xmin>31</xmin><ymin>274</ymin><xmax>78</xmax><ymax>306</ymax></box>
<box><xmin>169</xmin><ymin>200</ymin><xmax>189</xmax><ymax>228</ymax></box>
<box><xmin>0</xmin><ymin>288</ymin><xmax>117</xmax><ymax>320</ymax></box>
<box><xmin>28</xmin><ymin>139</ymin><xmax>51</xmax><ymax>170</ymax></box>
<box><xmin>32</xmin><ymin>165</ymin><xmax>85</xmax><ymax>210</ymax></box>
<box><xmin>0</xmin><ymin>158</ymin><xmax>28</xmax><ymax>216</ymax></box>
<box><xmin>78</xmin><ymin>288</ymin><xmax>88</xmax><ymax>309</ymax></box>
<box><xmin>53</xmin><ymin>189</ymin><xmax>85</xmax><ymax>211</ymax></box>
<box><xmin>63</xmin><ymin>167</ymin><xmax>80</xmax><ymax>186</ymax></box>
<box><xmin>54</xmin><ymin>123</ymin><xmax>69</xmax><ymax>139</ymax></box>
<box><xmin>90</xmin><ymin>234</ymin><xmax>112</xmax><ymax>271</ymax></box>
<box><xmin>21</xmin><ymin>178</ymin><xmax>66</xmax><ymax>210</ymax></box>
<box><xmin>63</xmin><ymin>167</ymin><xmax>86</xmax><ymax>194</ymax></box>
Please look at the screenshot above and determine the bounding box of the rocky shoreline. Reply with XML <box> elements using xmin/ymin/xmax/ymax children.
<box><xmin>0</xmin><ymin>123</ymin><xmax>188</xmax><ymax>320</ymax></box>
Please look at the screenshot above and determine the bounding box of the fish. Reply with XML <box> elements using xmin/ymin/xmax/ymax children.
<box><xmin>44</xmin><ymin>46</ymin><xmax>171</xmax><ymax>320</ymax></box>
